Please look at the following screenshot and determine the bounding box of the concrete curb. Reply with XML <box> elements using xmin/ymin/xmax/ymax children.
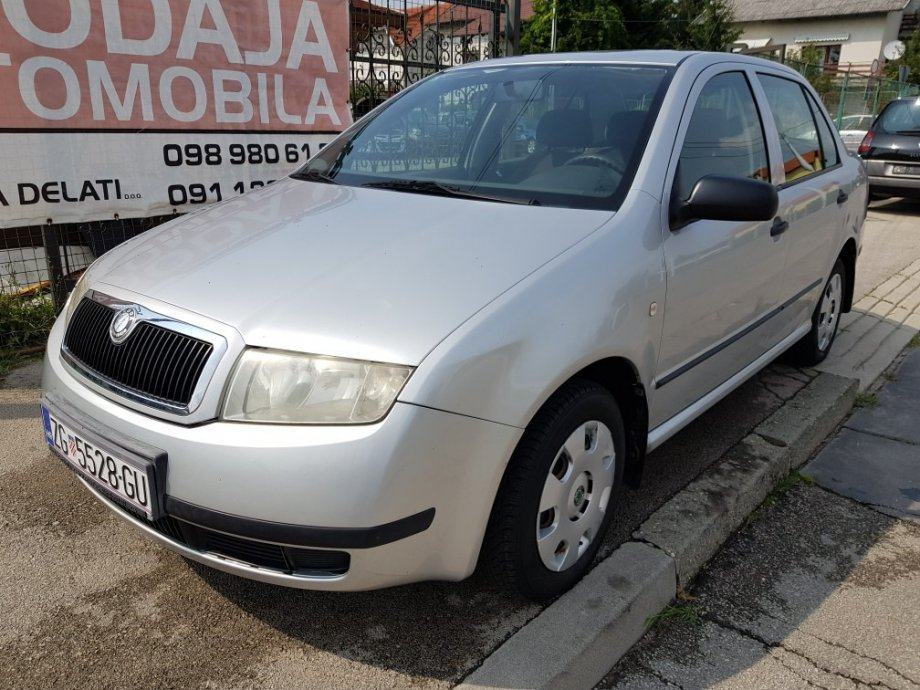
<box><xmin>457</xmin><ymin>373</ymin><xmax>857</xmax><ymax>690</ymax></box>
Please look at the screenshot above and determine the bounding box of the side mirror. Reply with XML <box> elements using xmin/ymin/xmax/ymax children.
<box><xmin>671</xmin><ymin>175</ymin><xmax>778</xmax><ymax>229</ymax></box>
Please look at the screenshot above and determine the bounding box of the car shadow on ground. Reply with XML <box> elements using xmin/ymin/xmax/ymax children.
<box><xmin>870</xmin><ymin>197</ymin><xmax>920</xmax><ymax>216</ymax></box>
<box><xmin>189</xmin><ymin>363</ymin><xmax>814</xmax><ymax>685</ymax></box>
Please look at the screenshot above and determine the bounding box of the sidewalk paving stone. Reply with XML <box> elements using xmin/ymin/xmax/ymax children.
<box><xmin>808</xmin><ymin>428</ymin><xmax>920</xmax><ymax>523</ymax></box>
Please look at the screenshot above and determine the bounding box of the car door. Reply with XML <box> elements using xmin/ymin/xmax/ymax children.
<box><xmin>752</xmin><ymin>71</ymin><xmax>847</xmax><ymax>337</ymax></box>
<box><xmin>651</xmin><ymin>67</ymin><xmax>788</xmax><ymax>428</ymax></box>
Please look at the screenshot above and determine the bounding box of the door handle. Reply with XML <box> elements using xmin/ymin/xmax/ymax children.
<box><xmin>837</xmin><ymin>189</ymin><xmax>849</xmax><ymax>204</ymax></box>
<box><xmin>770</xmin><ymin>217</ymin><xmax>789</xmax><ymax>237</ymax></box>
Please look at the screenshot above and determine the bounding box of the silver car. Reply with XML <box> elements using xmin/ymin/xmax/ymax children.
<box><xmin>41</xmin><ymin>51</ymin><xmax>867</xmax><ymax>601</ymax></box>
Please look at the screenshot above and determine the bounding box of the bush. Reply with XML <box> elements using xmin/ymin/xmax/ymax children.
<box><xmin>0</xmin><ymin>292</ymin><xmax>56</xmax><ymax>350</ymax></box>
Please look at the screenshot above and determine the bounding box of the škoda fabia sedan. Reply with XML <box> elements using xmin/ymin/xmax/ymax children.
<box><xmin>42</xmin><ymin>51</ymin><xmax>866</xmax><ymax>600</ymax></box>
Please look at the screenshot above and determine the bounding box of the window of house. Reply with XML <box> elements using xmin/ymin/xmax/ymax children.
<box><xmin>674</xmin><ymin>72</ymin><xmax>770</xmax><ymax>202</ymax></box>
<box><xmin>821</xmin><ymin>45</ymin><xmax>841</xmax><ymax>67</ymax></box>
<box><xmin>757</xmin><ymin>74</ymin><xmax>824</xmax><ymax>184</ymax></box>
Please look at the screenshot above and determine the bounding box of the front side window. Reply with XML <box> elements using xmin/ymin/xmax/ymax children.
<box><xmin>758</xmin><ymin>74</ymin><xmax>824</xmax><ymax>184</ymax></box>
<box><xmin>674</xmin><ymin>71</ymin><xmax>770</xmax><ymax>201</ymax></box>
<box><xmin>295</xmin><ymin>64</ymin><xmax>672</xmax><ymax>210</ymax></box>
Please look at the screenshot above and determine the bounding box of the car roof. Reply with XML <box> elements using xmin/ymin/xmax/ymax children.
<box><xmin>450</xmin><ymin>49</ymin><xmax>802</xmax><ymax>75</ymax></box>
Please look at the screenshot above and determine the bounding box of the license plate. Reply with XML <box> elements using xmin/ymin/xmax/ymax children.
<box><xmin>892</xmin><ymin>165</ymin><xmax>919</xmax><ymax>176</ymax></box>
<box><xmin>41</xmin><ymin>404</ymin><xmax>156</xmax><ymax>518</ymax></box>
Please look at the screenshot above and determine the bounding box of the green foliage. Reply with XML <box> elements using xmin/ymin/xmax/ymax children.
<box><xmin>647</xmin><ymin>602</ymin><xmax>702</xmax><ymax>628</ymax></box>
<box><xmin>667</xmin><ymin>0</ymin><xmax>741</xmax><ymax>52</ymax></box>
<box><xmin>884</xmin><ymin>30</ymin><xmax>920</xmax><ymax>85</ymax></box>
<box><xmin>617</xmin><ymin>0</ymin><xmax>673</xmax><ymax>50</ymax></box>
<box><xmin>521</xmin><ymin>0</ymin><xmax>627</xmax><ymax>54</ymax></box>
<box><xmin>762</xmin><ymin>471</ymin><xmax>814</xmax><ymax>509</ymax></box>
<box><xmin>787</xmin><ymin>44</ymin><xmax>835</xmax><ymax>95</ymax></box>
<box><xmin>909</xmin><ymin>333</ymin><xmax>920</xmax><ymax>348</ymax></box>
<box><xmin>0</xmin><ymin>292</ymin><xmax>55</xmax><ymax>351</ymax></box>
<box><xmin>0</xmin><ymin>351</ymin><xmax>37</xmax><ymax>381</ymax></box>
<box><xmin>521</xmin><ymin>0</ymin><xmax>741</xmax><ymax>54</ymax></box>
<box><xmin>854</xmin><ymin>392</ymin><xmax>879</xmax><ymax>408</ymax></box>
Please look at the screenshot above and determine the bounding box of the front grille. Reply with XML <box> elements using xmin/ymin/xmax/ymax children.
<box><xmin>64</xmin><ymin>297</ymin><xmax>213</xmax><ymax>408</ymax></box>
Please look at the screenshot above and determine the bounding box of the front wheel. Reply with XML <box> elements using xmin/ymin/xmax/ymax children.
<box><xmin>787</xmin><ymin>259</ymin><xmax>846</xmax><ymax>366</ymax></box>
<box><xmin>482</xmin><ymin>379</ymin><xmax>625</xmax><ymax>601</ymax></box>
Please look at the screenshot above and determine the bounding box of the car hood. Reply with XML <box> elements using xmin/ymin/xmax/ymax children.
<box><xmin>92</xmin><ymin>178</ymin><xmax>611</xmax><ymax>365</ymax></box>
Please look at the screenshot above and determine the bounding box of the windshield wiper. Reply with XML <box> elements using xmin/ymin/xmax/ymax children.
<box><xmin>895</xmin><ymin>129</ymin><xmax>920</xmax><ymax>135</ymax></box>
<box><xmin>361</xmin><ymin>179</ymin><xmax>538</xmax><ymax>205</ymax></box>
<box><xmin>290</xmin><ymin>169</ymin><xmax>340</xmax><ymax>184</ymax></box>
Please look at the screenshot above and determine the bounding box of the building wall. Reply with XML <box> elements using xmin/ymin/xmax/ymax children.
<box><xmin>737</xmin><ymin>11</ymin><xmax>904</xmax><ymax>67</ymax></box>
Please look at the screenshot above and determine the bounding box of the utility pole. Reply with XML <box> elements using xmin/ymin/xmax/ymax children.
<box><xmin>550</xmin><ymin>0</ymin><xmax>557</xmax><ymax>52</ymax></box>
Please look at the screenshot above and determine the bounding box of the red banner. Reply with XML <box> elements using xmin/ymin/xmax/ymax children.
<box><xmin>0</xmin><ymin>0</ymin><xmax>350</xmax><ymax>132</ymax></box>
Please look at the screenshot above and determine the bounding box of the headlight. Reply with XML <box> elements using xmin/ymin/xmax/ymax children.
<box><xmin>63</xmin><ymin>269</ymin><xmax>92</xmax><ymax>323</ymax></box>
<box><xmin>221</xmin><ymin>349</ymin><xmax>413</xmax><ymax>424</ymax></box>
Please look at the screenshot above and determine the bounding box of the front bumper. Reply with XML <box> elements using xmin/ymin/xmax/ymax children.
<box><xmin>42</xmin><ymin>318</ymin><xmax>522</xmax><ymax>590</ymax></box>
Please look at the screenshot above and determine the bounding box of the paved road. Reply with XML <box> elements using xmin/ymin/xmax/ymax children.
<box><xmin>601</xmin><ymin>350</ymin><xmax>920</xmax><ymax>689</ymax></box>
<box><xmin>1</xmin><ymin>203</ymin><xmax>918</xmax><ymax>689</ymax></box>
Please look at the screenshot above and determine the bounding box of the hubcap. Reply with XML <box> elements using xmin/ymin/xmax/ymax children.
<box><xmin>536</xmin><ymin>420</ymin><xmax>616</xmax><ymax>572</ymax></box>
<box><xmin>817</xmin><ymin>273</ymin><xmax>842</xmax><ymax>351</ymax></box>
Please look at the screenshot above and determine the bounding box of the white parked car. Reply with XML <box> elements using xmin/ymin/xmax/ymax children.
<box><xmin>42</xmin><ymin>51</ymin><xmax>867</xmax><ymax>601</ymax></box>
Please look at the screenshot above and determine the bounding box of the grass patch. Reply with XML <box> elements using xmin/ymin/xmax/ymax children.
<box><xmin>854</xmin><ymin>392</ymin><xmax>879</xmax><ymax>409</ymax></box>
<box><xmin>0</xmin><ymin>292</ymin><xmax>55</xmax><ymax>351</ymax></box>
<box><xmin>647</xmin><ymin>602</ymin><xmax>702</xmax><ymax>629</ymax></box>
<box><xmin>762</xmin><ymin>471</ymin><xmax>813</xmax><ymax>509</ymax></box>
<box><xmin>909</xmin><ymin>333</ymin><xmax>920</xmax><ymax>349</ymax></box>
<box><xmin>0</xmin><ymin>350</ymin><xmax>39</xmax><ymax>380</ymax></box>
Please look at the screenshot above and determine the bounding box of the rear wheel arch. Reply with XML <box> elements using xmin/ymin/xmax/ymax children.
<box><xmin>839</xmin><ymin>238</ymin><xmax>857</xmax><ymax>313</ymax></box>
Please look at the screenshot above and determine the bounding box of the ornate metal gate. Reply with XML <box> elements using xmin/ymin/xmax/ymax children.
<box><xmin>349</xmin><ymin>0</ymin><xmax>505</xmax><ymax>117</ymax></box>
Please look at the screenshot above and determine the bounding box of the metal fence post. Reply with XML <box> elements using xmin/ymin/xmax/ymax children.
<box><xmin>504</xmin><ymin>0</ymin><xmax>520</xmax><ymax>56</ymax></box>
<box><xmin>41</xmin><ymin>221</ymin><xmax>68</xmax><ymax>314</ymax></box>
<box><xmin>835</xmin><ymin>71</ymin><xmax>849</xmax><ymax>129</ymax></box>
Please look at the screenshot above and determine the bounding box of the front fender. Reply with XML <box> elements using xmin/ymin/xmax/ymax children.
<box><xmin>399</xmin><ymin>191</ymin><xmax>667</xmax><ymax>429</ymax></box>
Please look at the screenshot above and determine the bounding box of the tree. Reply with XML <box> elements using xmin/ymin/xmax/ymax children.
<box><xmin>884</xmin><ymin>30</ymin><xmax>920</xmax><ymax>85</ymax></box>
<box><xmin>520</xmin><ymin>0</ymin><xmax>741</xmax><ymax>55</ymax></box>
<box><xmin>667</xmin><ymin>0</ymin><xmax>741</xmax><ymax>52</ymax></box>
<box><xmin>616</xmin><ymin>0</ymin><xmax>673</xmax><ymax>50</ymax></box>
<box><xmin>520</xmin><ymin>0</ymin><xmax>627</xmax><ymax>54</ymax></box>
<box><xmin>788</xmin><ymin>44</ymin><xmax>835</xmax><ymax>95</ymax></box>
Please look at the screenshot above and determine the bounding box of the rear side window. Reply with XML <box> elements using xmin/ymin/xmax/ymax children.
<box><xmin>757</xmin><ymin>74</ymin><xmax>825</xmax><ymax>184</ymax></box>
<box><xmin>674</xmin><ymin>72</ymin><xmax>770</xmax><ymax>201</ymax></box>
<box><xmin>806</xmin><ymin>92</ymin><xmax>839</xmax><ymax>167</ymax></box>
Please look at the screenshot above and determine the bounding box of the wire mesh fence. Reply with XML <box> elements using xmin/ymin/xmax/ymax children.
<box><xmin>1</xmin><ymin>215</ymin><xmax>175</xmax><ymax>351</ymax></box>
<box><xmin>786</xmin><ymin>59</ymin><xmax>920</xmax><ymax>129</ymax></box>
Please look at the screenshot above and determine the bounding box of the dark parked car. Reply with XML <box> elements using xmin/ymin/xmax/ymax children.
<box><xmin>858</xmin><ymin>97</ymin><xmax>920</xmax><ymax>200</ymax></box>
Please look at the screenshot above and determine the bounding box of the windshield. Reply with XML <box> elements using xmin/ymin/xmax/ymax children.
<box><xmin>294</xmin><ymin>63</ymin><xmax>672</xmax><ymax>210</ymax></box>
<box><xmin>875</xmin><ymin>99</ymin><xmax>920</xmax><ymax>134</ymax></box>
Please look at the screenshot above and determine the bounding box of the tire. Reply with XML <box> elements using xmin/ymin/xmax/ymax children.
<box><xmin>787</xmin><ymin>258</ymin><xmax>846</xmax><ymax>366</ymax></box>
<box><xmin>482</xmin><ymin>379</ymin><xmax>625</xmax><ymax>601</ymax></box>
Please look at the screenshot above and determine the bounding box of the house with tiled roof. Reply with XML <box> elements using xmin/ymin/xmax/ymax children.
<box><xmin>731</xmin><ymin>0</ymin><xmax>920</xmax><ymax>72</ymax></box>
